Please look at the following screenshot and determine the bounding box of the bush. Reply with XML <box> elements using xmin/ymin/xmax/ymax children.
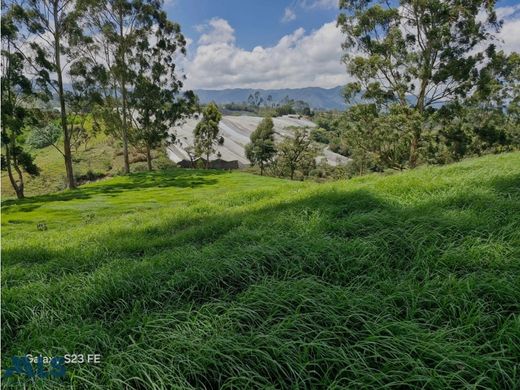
<box><xmin>310</xmin><ymin>127</ymin><xmax>330</xmax><ymax>144</ymax></box>
<box><xmin>155</xmin><ymin>155</ymin><xmax>176</xmax><ymax>170</ymax></box>
<box><xmin>26</xmin><ymin>124</ymin><xmax>61</xmax><ymax>149</ymax></box>
<box><xmin>75</xmin><ymin>170</ymin><xmax>105</xmax><ymax>184</ymax></box>
<box><xmin>309</xmin><ymin>160</ymin><xmax>350</xmax><ymax>181</ymax></box>
<box><xmin>274</xmin><ymin>104</ymin><xmax>295</xmax><ymax>117</ymax></box>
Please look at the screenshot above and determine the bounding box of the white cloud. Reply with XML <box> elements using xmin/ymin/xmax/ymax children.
<box><xmin>497</xmin><ymin>6</ymin><xmax>520</xmax><ymax>53</ymax></box>
<box><xmin>499</xmin><ymin>19</ymin><xmax>520</xmax><ymax>53</ymax></box>
<box><xmin>300</xmin><ymin>0</ymin><xmax>338</xmax><ymax>10</ymax></box>
<box><xmin>182</xmin><ymin>5</ymin><xmax>520</xmax><ymax>91</ymax></box>
<box><xmin>183</xmin><ymin>19</ymin><xmax>349</xmax><ymax>90</ymax></box>
<box><xmin>474</xmin><ymin>5</ymin><xmax>520</xmax><ymax>54</ymax></box>
<box><xmin>280</xmin><ymin>0</ymin><xmax>338</xmax><ymax>24</ymax></box>
<box><xmin>496</xmin><ymin>4</ymin><xmax>520</xmax><ymax>20</ymax></box>
<box><xmin>197</xmin><ymin>18</ymin><xmax>235</xmax><ymax>45</ymax></box>
<box><xmin>281</xmin><ymin>7</ymin><xmax>297</xmax><ymax>23</ymax></box>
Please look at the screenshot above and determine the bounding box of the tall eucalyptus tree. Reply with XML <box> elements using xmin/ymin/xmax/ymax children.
<box><xmin>1</xmin><ymin>6</ymin><xmax>40</xmax><ymax>198</ymax></box>
<box><xmin>86</xmin><ymin>0</ymin><xmax>185</xmax><ymax>173</ymax></box>
<box><xmin>129</xmin><ymin>8</ymin><xmax>197</xmax><ymax>170</ymax></box>
<box><xmin>337</xmin><ymin>0</ymin><xmax>502</xmax><ymax>166</ymax></box>
<box><xmin>12</xmin><ymin>0</ymin><xmax>89</xmax><ymax>188</ymax></box>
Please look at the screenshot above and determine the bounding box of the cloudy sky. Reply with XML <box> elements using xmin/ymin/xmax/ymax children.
<box><xmin>165</xmin><ymin>0</ymin><xmax>520</xmax><ymax>90</ymax></box>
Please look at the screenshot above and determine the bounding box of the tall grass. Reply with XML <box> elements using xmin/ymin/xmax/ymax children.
<box><xmin>2</xmin><ymin>153</ymin><xmax>519</xmax><ymax>389</ymax></box>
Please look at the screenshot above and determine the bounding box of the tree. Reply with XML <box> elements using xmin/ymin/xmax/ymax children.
<box><xmin>12</xmin><ymin>0</ymin><xmax>87</xmax><ymax>188</ymax></box>
<box><xmin>66</xmin><ymin>60</ymin><xmax>103</xmax><ymax>152</ymax></box>
<box><xmin>339</xmin><ymin>103</ymin><xmax>425</xmax><ymax>173</ymax></box>
<box><xmin>245</xmin><ymin>117</ymin><xmax>276</xmax><ymax>175</ymax></box>
<box><xmin>274</xmin><ymin>103</ymin><xmax>295</xmax><ymax>117</ymax></box>
<box><xmin>472</xmin><ymin>51</ymin><xmax>520</xmax><ymax>149</ymax></box>
<box><xmin>130</xmin><ymin>78</ymin><xmax>169</xmax><ymax>171</ymax></box>
<box><xmin>337</xmin><ymin>0</ymin><xmax>502</xmax><ymax>167</ymax></box>
<box><xmin>1</xmin><ymin>7</ymin><xmax>40</xmax><ymax>199</ymax></box>
<box><xmin>422</xmin><ymin>51</ymin><xmax>520</xmax><ymax>163</ymax></box>
<box><xmin>86</xmin><ymin>0</ymin><xmax>182</xmax><ymax>173</ymax></box>
<box><xmin>275</xmin><ymin>128</ymin><xmax>317</xmax><ymax>180</ymax></box>
<box><xmin>337</xmin><ymin>104</ymin><xmax>380</xmax><ymax>174</ymax></box>
<box><xmin>194</xmin><ymin>103</ymin><xmax>222</xmax><ymax>168</ymax></box>
<box><xmin>373</xmin><ymin>105</ymin><xmax>421</xmax><ymax>170</ymax></box>
<box><xmin>128</xmin><ymin>10</ymin><xmax>196</xmax><ymax>171</ymax></box>
<box><xmin>130</xmin><ymin>78</ymin><xmax>196</xmax><ymax>171</ymax></box>
<box><xmin>248</xmin><ymin>91</ymin><xmax>264</xmax><ymax>107</ymax></box>
<box><xmin>184</xmin><ymin>144</ymin><xmax>196</xmax><ymax>168</ymax></box>
<box><xmin>27</xmin><ymin>123</ymin><xmax>62</xmax><ymax>151</ymax></box>
<box><xmin>172</xmin><ymin>135</ymin><xmax>197</xmax><ymax>168</ymax></box>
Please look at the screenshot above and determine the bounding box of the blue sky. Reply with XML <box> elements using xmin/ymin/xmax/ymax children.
<box><xmin>166</xmin><ymin>0</ymin><xmax>339</xmax><ymax>50</ymax></box>
<box><xmin>165</xmin><ymin>0</ymin><xmax>520</xmax><ymax>90</ymax></box>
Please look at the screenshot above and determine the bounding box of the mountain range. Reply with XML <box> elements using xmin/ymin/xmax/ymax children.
<box><xmin>194</xmin><ymin>86</ymin><xmax>347</xmax><ymax>110</ymax></box>
<box><xmin>60</xmin><ymin>83</ymin><xmax>348</xmax><ymax>110</ymax></box>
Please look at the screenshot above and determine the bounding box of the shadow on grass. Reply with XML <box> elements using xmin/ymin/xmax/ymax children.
<box><xmin>490</xmin><ymin>173</ymin><xmax>520</xmax><ymax>199</ymax></box>
<box><xmin>4</xmin><ymin>171</ymin><xmax>516</xmax><ymax>275</ymax></box>
<box><xmin>1</xmin><ymin>169</ymin><xmax>225</xmax><ymax>212</ymax></box>
<box><xmin>3</xmin><ymin>168</ymin><xmax>518</xmax><ymax>272</ymax></box>
<box><xmin>2</xmin><ymin>171</ymin><xmax>519</xmax><ymax>389</ymax></box>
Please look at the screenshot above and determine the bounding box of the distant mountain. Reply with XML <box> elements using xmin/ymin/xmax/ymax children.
<box><xmin>194</xmin><ymin>86</ymin><xmax>347</xmax><ymax>110</ymax></box>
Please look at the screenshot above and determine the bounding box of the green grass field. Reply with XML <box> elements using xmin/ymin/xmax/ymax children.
<box><xmin>2</xmin><ymin>152</ymin><xmax>519</xmax><ymax>389</ymax></box>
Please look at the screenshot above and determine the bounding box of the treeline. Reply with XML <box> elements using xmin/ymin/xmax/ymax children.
<box><xmin>246</xmin><ymin>0</ymin><xmax>519</xmax><ymax>181</ymax></box>
<box><xmin>222</xmin><ymin>92</ymin><xmax>312</xmax><ymax>117</ymax></box>
<box><xmin>245</xmin><ymin>118</ymin><xmax>318</xmax><ymax>180</ymax></box>
<box><xmin>1</xmin><ymin>0</ymin><xmax>197</xmax><ymax>199</ymax></box>
<box><xmin>313</xmin><ymin>85</ymin><xmax>519</xmax><ymax>176</ymax></box>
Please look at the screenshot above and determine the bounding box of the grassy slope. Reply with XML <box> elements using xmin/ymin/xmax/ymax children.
<box><xmin>1</xmin><ymin>134</ymin><xmax>172</xmax><ymax>199</ymax></box>
<box><xmin>1</xmin><ymin>152</ymin><xmax>519</xmax><ymax>389</ymax></box>
<box><xmin>1</xmin><ymin>134</ymin><xmax>123</xmax><ymax>199</ymax></box>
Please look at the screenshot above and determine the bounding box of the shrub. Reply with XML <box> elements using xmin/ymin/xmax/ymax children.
<box><xmin>26</xmin><ymin>124</ymin><xmax>61</xmax><ymax>149</ymax></box>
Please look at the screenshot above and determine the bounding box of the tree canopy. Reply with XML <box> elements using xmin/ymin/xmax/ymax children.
<box><xmin>245</xmin><ymin>117</ymin><xmax>277</xmax><ymax>175</ymax></box>
<box><xmin>1</xmin><ymin>5</ymin><xmax>40</xmax><ymax>198</ymax></box>
<box><xmin>338</xmin><ymin>0</ymin><xmax>501</xmax><ymax>111</ymax></box>
<box><xmin>194</xmin><ymin>103</ymin><xmax>223</xmax><ymax>168</ymax></box>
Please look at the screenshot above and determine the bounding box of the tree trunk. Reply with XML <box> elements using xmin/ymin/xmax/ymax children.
<box><xmin>121</xmin><ymin>80</ymin><xmax>130</xmax><ymax>174</ymax></box>
<box><xmin>409</xmin><ymin>132</ymin><xmax>419</xmax><ymax>168</ymax></box>
<box><xmin>62</xmin><ymin>127</ymin><xmax>75</xmax><ymax>188</ymax></box>
<box><xmin>4</xmin><ymin>39</ymin><xmax>24</xmax><ymax>199</ymax></box>
<box><xmin>146</xmin><ymin>144</ymin><xmax>152</xmax><ymax>171</ymax></box>
<box><xmin>206</xmin><ymin>152</ymin><xmax>210</xmax><ymax>169</ymax></box>
<box><xmin>13</xmin><ymin>162</ymin><xmax>25</xmax><ymax>199</ymax></box>
<box><xmin>53</xmin><ymin>1</ymin><xmax>75</xmax><ymax>189</ymax></box>
<box><xmin>409</xmin><ymin>109</ymin><xmax>422</xmax><ymax>169</ymax></box>
<box><xmin>260</xmin><ymin>163</ymin><xmax>264</xmax><ymax>176</ymax></box>
<box><xmin>119</xmin><ymin>8</ymin><xmax>130</xmax><ymax>174</ymax></box>
<box><xmin>4</xmin><ymin>142</ymin><xmax>24</xmax><ymax>199</ymax></box>
<box><xmin>7</xmin><ymin>169</ymin><xmax>24</xmax><ymax>199</ymax></box>
<box><xmin>415</xmin><ymin>77</ymin><xmax>428</xmax><ymax>112</ymax></box>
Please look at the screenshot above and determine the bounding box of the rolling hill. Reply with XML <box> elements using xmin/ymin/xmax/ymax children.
<box><xmin>2</xmin><ymin>152</ymin><xmax>519</xmax><ymax>388</ymax></box>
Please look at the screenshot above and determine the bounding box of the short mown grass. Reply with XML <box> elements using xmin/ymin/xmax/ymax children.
<box><xmin>2</xmin><ymin>152</ymin><xmax>519</xmax><ymax>389</ymax></box>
